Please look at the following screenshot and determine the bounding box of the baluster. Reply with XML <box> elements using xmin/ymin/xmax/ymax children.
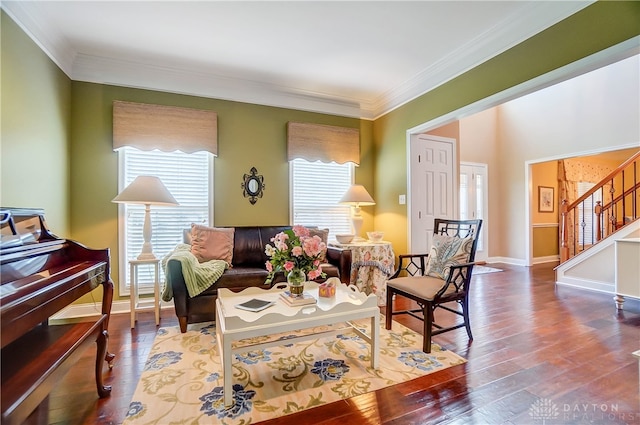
<box><xmin>633</xmin><ymin>159</ymin><xmax>637</xmax><ymax>221</ymax></box>
<box><xmin>580</xmin><ymin>201</ymin><xmax>586</xmax><ymax>252</ymax></box>
<box><xmin>560</xmin><ymin>199</ymin><xmax>569</xmax><ymax>262</ymax></box>
<box><xmin>620</xmin><ymin>172</ymin><xmax>626</xmax><ymax>228</ymax></box>
<box><xmin>610</xmin><ymin>183</ymin><xmax>617</xmax><ymax>230</ymax></box>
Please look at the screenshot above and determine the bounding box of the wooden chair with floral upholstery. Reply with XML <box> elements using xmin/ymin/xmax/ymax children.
<box><xmin>385</xmin><ymin>218</ymin><xmax>483</xmax><ymax>353</ymax></box>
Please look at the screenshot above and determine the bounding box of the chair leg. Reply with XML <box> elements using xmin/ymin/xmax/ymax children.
<box><xmin>423</xmin><ymin>302</ymin><xmax>433</xmax><ymax>353</ymax></box>
<box><xmin>462</xmin><ymin>299</ymin><xmax>473</xmax><ymax>341</ymax></box>
<box><xmin>385</xmin><ymin>288</ymin><xmax>394</xmax><ymax>330</ymax></box>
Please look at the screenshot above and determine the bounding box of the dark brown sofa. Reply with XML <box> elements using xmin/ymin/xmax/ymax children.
<box><xmin>166</xmin><ymin>226</ymin><xmax>352</xmax><ymax>332</ymax></box>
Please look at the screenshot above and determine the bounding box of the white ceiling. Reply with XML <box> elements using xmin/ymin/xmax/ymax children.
<box><xmin>2</xmin><ymin>1</ymin><xmax>592</xmax><ymax>119</ymax></box>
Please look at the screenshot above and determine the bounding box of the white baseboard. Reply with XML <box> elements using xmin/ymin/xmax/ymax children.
<box><xmin>555</xmin><ymin>277</ymin><xmax>615</xmax><ymax>295</ymax></box>
<box><xmin>486</xmin><ymin>256</ymin><xmax>558</xmax><ymax>266</ymax></box>
<box><xmin>50</xmin><ymin>299</ymin><xmax>174</xmax><ymax>321</ymax></box>
<box><xmin>487</xmin><ymin>256</ymin><xmax>527</xmax><ymax>266</ymax></box>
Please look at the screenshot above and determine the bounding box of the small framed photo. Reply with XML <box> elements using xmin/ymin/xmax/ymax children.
<box><xmin>538</xmin><ymin>186</ymin><xmax>554</xmax><ymax>213</ymax></box>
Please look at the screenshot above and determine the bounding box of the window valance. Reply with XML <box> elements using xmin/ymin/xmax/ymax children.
<box><xmin>113</xmin><ymin>100</ymin><xmax>218</xmax><ymax>155</ymax></box>
<box><xmin>287</xmin><ymin>122</ymin><xmax>360</xmax><ymax>165</ymax></box>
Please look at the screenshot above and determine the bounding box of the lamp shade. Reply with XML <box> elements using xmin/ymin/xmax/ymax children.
<box><xmin>112</xmin><ymin>176</ymin><xmax>178</xmax><ymax>206</ymax></box>
<box><xmin>112</xmin><ymin>176</ymin><xmax>178</xmax><ymax>260</ymax></box>
<box><xmin>339</xmin><ymin>184</ymin><xmax>375</xmax><ymax>206</ymax></box>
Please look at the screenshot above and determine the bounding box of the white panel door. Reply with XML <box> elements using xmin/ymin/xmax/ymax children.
<box><xmin>460</xmin><ymin>162</ymin><xmax>488</xmax><ymax>261</ymax></box>
<box><xmin>410</xmin><ymin>135</ymin><xmax>455</xmax><ymax>254</ymax></box>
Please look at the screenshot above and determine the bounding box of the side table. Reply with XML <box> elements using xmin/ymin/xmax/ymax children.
<box><xmin>129</xmin><ymin>259</ymin><xmax>160</xmax><ymax>328</ymax></box>
<box><xmin>329</xmin><ymin>240</ymin><xmax>395</xmax><ymax>306</ymax></box>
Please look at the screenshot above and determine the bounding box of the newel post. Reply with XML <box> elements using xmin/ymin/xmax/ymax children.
<box><xmin>560</xmin><ymin>199</ymin><xmax>569</xmax><ymax>262</ymax></box>
<box><xmin>594</xmin><ymin>201</ymin><xmax>602</xmax><ymax>241</ymax></box>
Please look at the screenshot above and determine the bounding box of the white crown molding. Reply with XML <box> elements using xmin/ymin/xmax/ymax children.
<box><xmin>1</xmin><ymin>1</ymin><xmax>75</xmax><ymax>76</ymax></box>
<box><xmin>368</xmin><ymin>1</ymin><xmax>594</xmax><ymax>119</ymax></box>
<box><xmin>72</xmin><ymin>53</ymin><xmax>366</xmax><ymax>118</ymax></box>
<box><xmin>3</xmin><ymin>0</ymin><xmax>592</xmax><ymax>120</ymax></box>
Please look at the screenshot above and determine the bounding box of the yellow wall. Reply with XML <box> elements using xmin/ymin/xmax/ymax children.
<box><xmin>0</xmin><ymin>11</ymin><xmax>72</xmax><ymax>235</ymax></box>
<box><xmin>533</xmin><ymin>227</ymin><xmax>559</xmax><ymax>257</ymax></box>
<box><xmin>532</xmin><ymin>161</ymin><xmax>558</xmax><ymax>224</ymax></box>
<box><xmin>529</xmin><ymin>149</ymin><xmax>639</xmax><ymax>259</ymax></box>
<box><xmin>531</xmin><ymin>161</ymin><xmax>559</xmax><ymax>258</ymax></box>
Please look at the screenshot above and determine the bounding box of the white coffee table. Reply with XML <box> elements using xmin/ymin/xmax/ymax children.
<box><xmin>215</xmin><ymin>280</ymin><xmax>380</xmax><ymax>407</ymax></box>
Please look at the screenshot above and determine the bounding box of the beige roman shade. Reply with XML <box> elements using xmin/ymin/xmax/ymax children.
<box><xmin>287</xmin><ymin>122</ymin><xmax>360</xmax><ymax>165</ymax></box>
<box><xmin>113</xmin><ymin>100</ymin><xmax>218</xmax><ymax>155</ymax></box>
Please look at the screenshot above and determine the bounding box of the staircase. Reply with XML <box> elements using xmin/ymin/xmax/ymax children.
<box><xmin>556</xmin><ymin>151</ymin><xmax>640</xmax><ymax>303</ymax></box>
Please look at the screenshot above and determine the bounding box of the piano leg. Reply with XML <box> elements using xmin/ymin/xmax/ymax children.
<box><xmin>101</xmin><ymin>278</ymin><xmax>116</xmax><ymax>369</ymax></box>
<box><xmin>102</xmin><ymin>279</ymin><xmax>114</xmax><ymax>330</ymax></box>
<box><xmin>95</xmin><ymin>329</ymin><xmax>112</xmax><ymax>398</ymax></box>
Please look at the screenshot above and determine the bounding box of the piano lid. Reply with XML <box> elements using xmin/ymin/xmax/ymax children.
<box><xmin>0</xmin><ymin>208</ymin><xmax>57</xmax><ymax>249</ymax></box>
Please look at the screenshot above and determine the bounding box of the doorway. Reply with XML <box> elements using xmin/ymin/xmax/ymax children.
<box><xmin>409</xmin><ymin>134</ymin><xmax>457</xmax><ymax>254</ymax></box>
<box><xmin>460</xmin><ymin>162</ymin><xmax>488</xmax><ymax>261</ymax></box>
<box><xmin>405</xmin><ymin>40</ymin><xmax>636</xmax><ymax>265</ymax></box>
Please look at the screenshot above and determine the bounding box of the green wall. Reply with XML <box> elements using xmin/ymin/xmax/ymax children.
<box><xmin>69</xmin><ymin>82</ymin><xmax>367</xmax><ymax>300</ymax></box>
<box><xmin>372</xmin><ymin>1</ymin><xmax>640</xmax><ymax>257</ymax></box>
<box><xmin>1</xmin><ymin>11</ymin><xmax>72</xmax><ymax>234</ymax></box>
<box><xmin>2</xmin><ymin>1</ymin><xmax>640</xmax><ymax>304</ymax></box>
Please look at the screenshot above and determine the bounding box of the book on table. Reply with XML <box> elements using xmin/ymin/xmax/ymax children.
<box><xmin>235</xmin><ymin>298</ymin><xmax>274</xmax><ymax>312</ymax></box>
<box><xmin>280</xmin><ymin>291</ymin><xmax>317</xmax><ymax>306</ymax></box>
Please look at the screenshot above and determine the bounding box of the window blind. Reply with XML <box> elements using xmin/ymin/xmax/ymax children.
<box><xmin>577</xmin><ymin>181</ymin><xmax>602</xmax><ymax>246</ymax></box>
<box><xmin>290</xmin><ymin>159</ymin><xmax>353</xmax><ymax>238</ymax></box>
<box><xmin>119</xmin><ymin>147</ymin><xmax>212</xmax><ymax>292</ymax></box>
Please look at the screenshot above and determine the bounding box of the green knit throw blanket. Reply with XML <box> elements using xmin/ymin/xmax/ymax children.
<box><xmin>161</xmin><ymin>244</ymin><xmax>228</xmax><ymax>302</ymax></box>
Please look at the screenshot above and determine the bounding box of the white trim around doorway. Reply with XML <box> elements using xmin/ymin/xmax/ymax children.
<box><xmin>405</xmin><ymin>36</ymin><xmax>639</xmax><ymax>265</ymax></box>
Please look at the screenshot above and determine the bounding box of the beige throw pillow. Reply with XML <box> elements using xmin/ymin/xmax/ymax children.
<box><xmin>425</xmin><ymin>234</ymin><xmax>474</xmax><ymax>279</ymax></box>
<box><xmin>190</xmin><ymin>224</ymin><xmax>235</xmax><ymax>265</ymax></box>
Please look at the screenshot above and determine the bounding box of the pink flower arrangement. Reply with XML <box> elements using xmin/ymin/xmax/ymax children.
<box><xmin>264</xmin><ymin>225</ymin><xmax>327</xmax><ymax>284</ymax></box>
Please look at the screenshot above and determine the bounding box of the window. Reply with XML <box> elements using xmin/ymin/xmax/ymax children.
<box><xmin>577</xmin><ymin>181</ymin><xmax>602</xmax><ymax>246</ymax></box>
<box><xmin>117</xmin><ymin>147</ymin><xmax>212</xmax><ymax>293</ymax></box>
<box><xmin>290</xmin><ymin>159</ymin><xmax>353</xmax><ymax>237</ymax></box>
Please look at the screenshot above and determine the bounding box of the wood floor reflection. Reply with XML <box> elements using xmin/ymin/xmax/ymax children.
<box><xmin>24</xmin><ymin>263</ymin><xmax>640</xmax><ymax>424</ymax></box>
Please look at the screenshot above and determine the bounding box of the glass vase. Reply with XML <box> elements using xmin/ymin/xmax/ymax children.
<box><xmin>287</xmin><ymin>269</ymin><xmax>306</xmax><ymax>296</ymax></box>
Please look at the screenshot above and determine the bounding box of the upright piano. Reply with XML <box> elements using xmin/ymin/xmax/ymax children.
<box><xmin>0</xmin><ymin>208</ymin><xmax>114</xmax><ymax>425</ymax></box>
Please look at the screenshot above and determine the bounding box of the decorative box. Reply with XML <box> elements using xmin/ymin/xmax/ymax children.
<box><xmin>318</xmin><ymin>279</ymin><xmax>337</xmax><ymax>298</ymax></box>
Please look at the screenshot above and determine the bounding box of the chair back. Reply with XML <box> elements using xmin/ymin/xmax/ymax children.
<box><xmin>433</xmin><ymin>218</ymin><xmax>482</xmax><ymax>263</ymax></box>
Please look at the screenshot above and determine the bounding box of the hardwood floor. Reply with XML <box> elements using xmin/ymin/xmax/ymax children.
<box><xmin>25</xmin><ymin>263</ymin><xmax>640</xmax><ymax>424</ymax></box>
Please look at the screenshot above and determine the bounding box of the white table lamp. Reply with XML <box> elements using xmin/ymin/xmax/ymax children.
<box><xmin>339</xmin><ymin>184</ymin><xmax>375</xmax><ymax>238</ymax></box>
<box><xmin>112</xmin><ymin>175</ymin><xmax>179</xmax><ymax>260</ymax></box>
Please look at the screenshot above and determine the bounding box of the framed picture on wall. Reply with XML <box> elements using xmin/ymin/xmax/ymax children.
<box><xmin>538</xmin><ymin>186</ymin><xmax>554</xmax><ymax>213</ymax></box>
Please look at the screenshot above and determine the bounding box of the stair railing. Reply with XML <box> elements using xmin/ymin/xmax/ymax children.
<box><xmin>560</xmin><ymin>151</ymin><xmax>640</xmax><ymax>262</ymax></box>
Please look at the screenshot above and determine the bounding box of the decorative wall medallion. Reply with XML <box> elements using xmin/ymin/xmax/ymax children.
<box><xmin>242</xmin><ymin>167</ymin><xmax>265</xmax><ymax>205</ymax></box>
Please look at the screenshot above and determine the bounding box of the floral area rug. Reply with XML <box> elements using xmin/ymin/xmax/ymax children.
<box><xmin>473</xmin><ymin>265</ymin><xmax>503</xmax><ymax>275</ymax></box>
<box><xmin>123</xmin><ymin>318</ymin><xmax>466</xmax><ymax>425</ymax></box>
